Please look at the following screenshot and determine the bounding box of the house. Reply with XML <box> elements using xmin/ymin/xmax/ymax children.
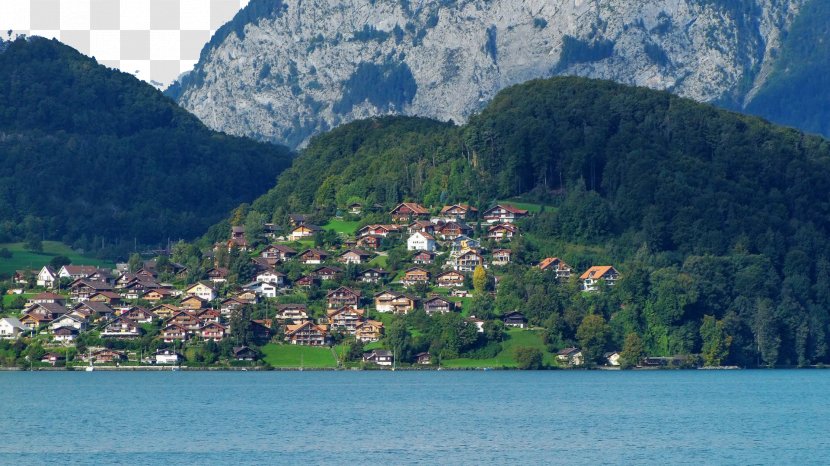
<box><xmin>23</xmin><ymin>302</ymin><xmax>69</xmax><ymax>320</ymax></box>
<box><xmin>451</xmin><ymin>235</ymin><xmax>481</xmax><ymax>254</ymax></box>
<box><xmin>605</xmin><ymin>351</ymin><xmax>621</xmax><ymax>366</ymax></box>
<box><xmin>28</xmin><ymin>292</ymin><xmax>67</xmax><ymax>306</ymax></box>
<box><xmin>354</xmin><ymin>320</ymin><xmax>384</xmax><ymax>342</ymax></box>
<box><xmin>206</xmin><ymin>267</ymin><xmax>230</xmax><ymax>284</ymax></box>
<box><xmin>436</xmin><ymin>221</ymin><xmax>473</xmax><ymax>241</ymax></box>
<box><xmin>327</xmin><ymin>307</ymin><xmax>365</xmax><ymax>333</ymax></box>
<box><xmin>415</xmin><ymin>352</ymin><xmax>432</xmax><ymax>365</ymax></box>
<box><xmin>73</xmin><ymin>301</ymin><xmax>115</xmax><ymax>320</ymax></box>
<box><xmin>58</xmin><ymin>265</ymin><xmax>100</xmax><ymax>281</ymax></box>
<box><xmin>88</xmin><ymin>291</ymin><xmax>123</xmax><ymax>306</ymax></box>
<box><xmin>13</xmin><ymin>269</ymin><xmax>33</xmax><ymax>285</ymax></box>
<box><xmin>423</xmin><ymin>296</ymin><xmax>454</xmax><ymax>315</ymax></box>
<box><xmin>219</xmin><ymin>297</ymin><xmax>249</xmax><ymax>316</ymax></box>
<box><xmin>439</xmin><ymin>204</ymin><xmax>478</xmax><ymax>221</ymax></box>
<box><xmin>487</xmin><ymin>223</ymin><xmax>517</xmax><ymax>241</ymax></box>
<box><xmin>285</xmin><ymin>321</ymin><xmax>328</xmax><ymax>346</ymax></box>
<box><xmin>199</xmin><ymin>322</ymin><xmax>227</xmax><ymax>342</ymax></box>
<box><xmin>260</xmin><ymin>244</ymin><xmax>297</xmax><ymax>262</ymax></box>
<box><xmin>121</xmin><ymin>306</ymin><xmax>156</xmax><ymax>323</ymax></box>
<box><xmin>294</xmin><ymin>275</ymin><xmax>319</xmax><ymax>289</ymax></box>
<box><xmin>87</xmin><ymin>349</ymin><xmax>126</xmax><ymax>364</ymax></box>
<box><xmin>288</xmin><ymin>214</ymin><xmax>310</xmax><ymax>227</ymax></box>
<box><xmin>36</xmin><ymin>266</ymin><xmax>58</xmax><ymax>288</ymax></box>
<box><xmin>451</xmin><ymin>250</ymin><xmax>485</xmax><ymax>272</ymax></box>
<box><xmin>401</xmin><ymin>267</ymin><xmax>430</xmax><ymax>287</ymax></box>
<box><xmin>53</xmin><ymin>326</ymin><xmax>79</xmax><ymax>343</ymax></box>
<box><xmin>290</xmin><ymin>224</ymin><xmax>322</xmax><ymax>240</ymax></box>
<box><xmin>256</xmin><ymin>270</ymin><xmax>286</xmax><ymax>286</ymax></box>
<box><xmin>491</xmin><ymin>249</ymin><xmax>512</xmax><ymax>266</ymax></box>
<box><xmin>180</xmin><ymin>295</ymin><xmax>209</xmax><ymax>310</ymax></box>
<box><xmin>297</xmin><ymin>249</ymin><xmax>329</xmax><ymax>265</ymax></box>
<box><xmin>580</xmin><ymin>266</ymin><xmax>620</xmax><ymax>292</ymax></box>
<box><xmin>275</xmin><ymin>304</ymin><xmax>309</xmax><ymax>322</ymax></box>
<box><xmin>184</xmin><ymin>282</ymin><xmax>217</xmax><ymax>302</ymax></box>
<box><xmin>539</xmin><ymin>258</ymin><xmax>573</xmax><ymax>279</ymax></box>
<box><xmin>361</xmin><ymin>268</ymin><xmax>389</xmax><ymax>284</ymax></box>
<box><xmin>407</xmin><ymin>231</ymin><xmax>436</xmax><ymax>252</ymax></box>
<box><xmin>412</xmin><ymin>250</ymin><xmax>436</xmax><ymax>265</ymax></box>
<box><xmin>356</xmin><ymin>224</ymin><xmax>402</xmax><ymax>238</ymax></box>
<box><xmin>228</xmin><ymin>226</ymin><xmax>248</xmax><ymax>251</ymax></box>
<box><xmin>312</xmin><ymin>266</ymin><xmax>342</xmax><ymax>281</ymax></box>
<box><xmin>450</xmin><ymin>289</ymin><xmax>472</xmax><ymax>298</ymax></box>
<box><xmin>356</xmin><ymin>235</ymin><xmax>382</xmax><ymax>250</ymax></box>
<box><xmin>408</xmin><ymin>220</ymin><xmax>436</xmax><ymax>236</ymax></box>
<box><xmin>141</xmin><ymin>288</ymin><xmax>175</xmax><ymax>302</ymax></box>
<box><xmin>362</xmin><ymin>349</ymin><xmax>393</xmax><ymax>366</ymax></box>
<box><xmin>502</xmin><ymin>311</ymin><xmax>527</xmax><ymax>328</ymax></box>
<box><xmin>390</xmin><ymin>202</ymin><xmax>430</xmax><ymax>223</ymax></box>
<box><xmin>161</xmin><ymin>323</ymin><xmax>190</xmax><ymax>343</ymax></box>
<box><xmin>234</xmin><ymin>290</ymin><xmax>259</xmax><ymax>302</ymax></box>
<box><xmin>251</xmin><ymin>320</ymin><xmax>274</xmax><ymax>342</ymax></box>
<box><xmin>49</xmin><ymin>314</ymin><xmax>86</xmax><ymax>332</ymax></box>
<box><xmin>374</xmin><ymin>291</ymin><xmax>416</xmax><ymax>314</ymax></box>
<box><xmin>557</xmin><ymin>347</ymin><xmax>583</xmax><ymax>366</ymax></box>
<box><xmin>436</xmin><ymin>271</ymin><xmax>466</xmax><ymax>288</ymax></box>
<box><xmin>87</xmin><ymin>269</ymin><xmax>114</xmax><ymax>284</ymax></box>
<box><xmin>19</xmin><ymin>313</ymin><xmax>51</xmax><ymax>330</ymax></box>
<box><xmin>154</xmin><ymin>349</ymin><xmax>183</xmax><ymax>364</ymax></box>
<box><xmin>233</xmin><ymin>346</ymin><xmax>259</xmax><ymax>361</ymax></box>
<box><xmin>64</xmin><ymin>279</ymin><xmax>112</xmax><ymax>302</ymax></box>
<box><xmin>482</xmin><ymin>204</ymin><xmax>529</xmax><ymax>223</ymax></box>
<box><xmin>101</xmin><ymin>317</ymin><xmax>142</xmax><ymax>338</ymax></box>
<box><xmin>197</xmin><ymin>309</ymin><xmax>222</xmax><ymax>324</ymax></box>
<box><xmin>347</xmin><ymin>203</ymin><xmax>363</xmax><ymax>215</ymax></box>
<box><xmin>243</xmin><ymin>281</ymin><xmax>278</xmax><ymax>298</ymax></box>
<box><xmin>149</xmin><ymin>303</ymin><xmax>180</xmax><ymax>320</ymax></box>
<box><xmin>326</xmin><ymin>286</ymin><xmax>361</xmax><ymax>309</ymax></box>
<box><xmin>41</xmin><ymin>352</ymin><xmax>65</xmax><ymax>366</ymax></box>
<box><xmin>167</xmin><ymin>311</ymin><xmax>201</xmax><ymax>330</ymax></box>
<box><xmin>338</xmin><ymin>249</ymin><xmax>373</xmax><ymax>265</ymax></box>
<box><xmin>0</xmin><ymin>317</ymin><xmax>27</xmax><ymax>339</ymax></box>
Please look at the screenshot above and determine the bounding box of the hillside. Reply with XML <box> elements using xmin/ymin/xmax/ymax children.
<box><xmin>168</xmin><ymin>0</ymin><xmax>811</xmax><ymax>148</ymax></box>
<box><xmin>0</xmin><ymin>36</ymin><xmax>293</xmax><ymax>251</ymax></box>
<box><xmin>227</xmin><ymin>77</ymin><xmax>830</xmax><ymax>367</ymax></box>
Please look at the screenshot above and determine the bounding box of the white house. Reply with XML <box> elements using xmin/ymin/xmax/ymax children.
<box><xmin>256</xmin><ymin>271</ymin><xmax>285</xmax><ymax>286</ymax></box>
<box><xmin>407</xmin><ymin>231</ymin><xmax>436</xmax><ymax>252</ymax></box>
<box><xmin>244</xmin><ymin>281</ymin><xmax>278</xmax><ymax>298</ymax></box>
<box><xmin>184</xmin><ymin>282</ymin><xmax>217</xmax><ymax>302</ymax></box>
<box><xmin>153</xmin><ymin>349</ymin><xmax>183</xmax><ymax>365</ymax></box>
<box><xmin>605</xmin><ymin>351</ymin><xmax>621</xmax><ymax>366</ymax></box>
<box><xmin>49</xmin><ymin>314</ymin><xmax>87</xmax><ymax>332</ymax></box>
<box><xmin>0</xmin><ymin>317</ymin><xmax>27</xmax><ymax>339</ymax></box>
<box><xmin>37</xmin><ymin>266</ymin><xmax>58</xmax><ymax>288</ymax></box>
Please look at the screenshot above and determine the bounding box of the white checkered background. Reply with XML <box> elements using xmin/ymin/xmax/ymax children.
<box><xmin>1</xmin><ymin>0</ymin><xmax>250</xmax><ymax>87</ymax></box>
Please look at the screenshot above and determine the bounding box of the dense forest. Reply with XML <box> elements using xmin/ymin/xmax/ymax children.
<box><xmin>0</xmin><ymin>36</ymin><xmax>293</xmax><ymax>252</ymax></box>
<box><xmin>222</xmin><ymin>76</ymin><xmax>830</xmax><ymax>367</ymax></box>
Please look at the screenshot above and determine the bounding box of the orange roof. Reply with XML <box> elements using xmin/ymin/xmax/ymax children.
<box><xmin>539</xmin><ymin>257</ymin><xmax>569</xmax><ymax>270</ymax></box>
<box><xmin>579</xmin><ymin>266</ymin><xmax>617</xmax><ymax>280</ymax></box>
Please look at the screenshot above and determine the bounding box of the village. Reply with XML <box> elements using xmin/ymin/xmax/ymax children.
<box><xmin>0</xmin><ymin>202</ymin><xmax>630</xmax><ymax>370</ymax></box>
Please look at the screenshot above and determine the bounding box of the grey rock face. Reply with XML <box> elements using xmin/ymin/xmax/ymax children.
<box><xmin>173</xmin><ymin>0</ymin><xmax>802</xmax><ymax>148</ymax></box>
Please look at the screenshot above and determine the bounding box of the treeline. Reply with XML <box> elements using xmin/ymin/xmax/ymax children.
<box><xmin>0</xmin><ymin>37</ymin><xmax>293</xmax><ymax>250</ymax></box>
<box><xmin>223</xmin><ymin>76</ymin><xmax>830</xmax><ymax>366</ymax></box>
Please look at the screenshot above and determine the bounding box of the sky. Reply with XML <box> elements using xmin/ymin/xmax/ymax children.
<box><xmin>0</xmin><ymin>0</ymin><xmax>250</xmax><ymax>87</ymax></box>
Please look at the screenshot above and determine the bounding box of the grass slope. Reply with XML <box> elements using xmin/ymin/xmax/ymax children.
<box><xmin>442</xmin><ymin>329</ymin><xmax>558</xmax><ymax>368</ymax></box>
<box><xmin>322</xmin><ymin>219</ymin><xmax>360</xmax><ymax>234</ymax></box>
<box><xmin>0</xmin><ymin>242</ymin><xmax>113</xmax><ymax>277</ymax></box>
<box><xmin>260</xmin><ymin>343</ymin><xmax>337</xmax><ymax>368</ymax></box>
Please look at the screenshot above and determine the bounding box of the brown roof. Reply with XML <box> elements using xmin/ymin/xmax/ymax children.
<box><xmin>391</xmin><ymin>202</ymin><xmax>430</xmax><ymax>215</ymax></box>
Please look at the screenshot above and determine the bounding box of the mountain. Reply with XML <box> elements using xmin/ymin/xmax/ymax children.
<box><xmin>168</xmin><ymin>0</ymin><xmax>814</xmax><ymax>148</ymax></box>
<box><xmin>0</xmin><ymin>37</ymin><xmax>293</xmax><ymax>249</ymax></box>
<box><xmin>222</xmin><ymin>76</ymin><xmax>830</xmax><ymax>366</ymax></box>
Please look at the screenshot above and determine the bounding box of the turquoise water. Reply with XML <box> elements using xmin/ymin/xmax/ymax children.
<box><xmin>1</xmin><ymin>370</ymin><xmax>829</xmax><ymax>465</ymax></box>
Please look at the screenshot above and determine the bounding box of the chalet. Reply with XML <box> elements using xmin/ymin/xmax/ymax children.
<box><xmin>451</xmin><ymin>236</ymin><xmax>481</xmax><ymax>254</ymax></box>
<box><xmin>503</xmin><ymin>311</ymin><xmax>528</xmax><ymax>328</ymax></box>
<box><xmin>87</xmin><ymin>269</ymin><xmax>114</xmax><ymax>284</ymax></box>
<box><xmin>251</xmin><ymin>320</ymin><xmax>274</xmax><ymax>341</ymax></box>
<box><xmin>243</xmin><ymin>281</ymin><xmax>278</xmax><ymax>298</ymax></box>
<box><xmin>260</xmin><ymin>244</ymin><xmax>296</xmax><ymax>262</ymax></box>
<box><xmin>491</xmin><ymin>249</ymin><xmax>512</xmax><ymax>266</ymax></box>
<box><xmin>538</xmin><ymin>258</ymin><xmax>573</xmax><ymax>280</ymax></box>
<box><xmin>354</xmin><ymin>320</ymin><xmax>384</xmax><ymax>343</ymax></box>
<box><xmin>374</xmin><ymin>291</ymin><xmax>416</xmax><ymax>314</ymax></box>
<box><xmin>180</xmin><ymin>295</ymin><xmax>209</xmax><ymax>310</ymax></box>
<box><xmin>407</xmin><ymin>220</ymin><xmax>436</xmax><ymax>236</ymax></box>
<box><xmin>436</xmin><ymin>271</ymin><xmax>466</xmax><ymax>288</ymax></box>
<box><xmin>557</xmin><ymin>347</ymin><xmax>583</xmax><ymax>366</ymax></box>
<box><xmin>285</xmin><ymin>321</ymin><xmax>328</xmax><ymax>346</ymax></box>
<box><xmin>233</xmin><ymin>346</ymin><xmax>259</xmax><ymax>361</ymax></box>
<box><xmin>451</xmin><ymin>250</ymin><xmax>485</xmax><ymax>272</ymax></box>
<box><xmin>467</xmin><ymin>316</ymin><xmax>485</xmax><ymax>333</ymax></box>
<box><xmin>436</xmin><ymin>221</ymin><xmax>473</xmax><ymax>241</ymax></box>
<box><xmin>154</xmin><ymin>349</ymin><xmax>183</xmax><ymax>364</ymax></box>
<box><xmin>197</xmin><ymin>309</ymin><xmax>222</xmax><ymax>324</ymax></box>
<box><xmin>312</xmin><ymin>266</ymin><xmax>342</xmax><ymax>281</ymax></box>
<box><xmin>348</xmin><ymin>203</ymin><xmax>363</xmax><ymax>215</ymax></box>
<box><xmin>327</xmin><ymin>307</ymin><xmax>365</xmax><ymax>333</ymax></box>
<box><xmin>605</xmin><ymin>351</ymin><xmax>621</xmax><ymax>366</ymax></box>
<box><xmin>326</xmin><ymin>286</ymin><xmax>361</xmax><ymax>309</ymax></box>
<box><xmin>68</xmin><ymin>279</ymin><xmax>113</xmax><ymax>302</ymax></box>
<box><xmin>234</xmin><ymin>290</ymin><xmax>259</xmax><ymax>302</ymax></box>
<box><xmin>149</xmin><ymin>304</ymin><xmax>179</xmax><ymax>320</ymax></box>
<box><xmin>407</xmin><ymin>231</ymin><xmax>436</xmax><ymax>252</ymax></box>
<box><xmin>101</xmin><ymin>317</ymin><xmax>142</xmax><ymax>338</ymax></box>
<box><xmin>36</xmin><ymin>266</ymin><xmax>58</xmax><ymax>288</ymax></box>
<box><xmin>423</xmin><ymin>296</ymin><xmax>454</xmax><ymax>315</ymax></box>
<box><xmin>58</xmin><ymin>265</ymin><xmax>100</xmax><ymax>281</ymax></box>
<box><xmin>580</xmin><ymin>266</ymin><xmax>620</xmax><ymax>292</ymax></box>
<box><xmin>19</xmin><ymin>313</ymin><xmax>51</xmax><ymax>330</ymax></box>
<box><xmin>87</xmin><ymin>349</ymin><xmax>126</xmax><ymax>364</ymax></box>
<box><xmin>361</xmin><ymin>268</ymin><xmax>389</xmax><ymax>284</ymax></box>
<box><xmin>88</xmin><ymin>291</ymin><xmax>123</xmax><ymax>305</ymax></box>
<box><xmin>167</xmin><ymin>311</ymin><xmax>201</xmax><ymax>330</ymax></box>
<box><xmin>228</xmin><ymin>226</ymin><xmax>248</xmax><ymax>251</ymax></box>
<box><xmin>275</xmin><ymin>304</ymin><xmax>309</xmax><ymax>322</ymax></box>
<box><xmin>219</xmin><ymin>297</ymin><xmax>248</xmax><ymax>316</ymax></box>
<box><xmin>256</xmin><ymin>270</ymin><xmax>286</xmax><ymax>286</ymax></box>
<box><xmin>390</xmin><ymin>202</ymin><xmax>430</xmax><ymax>223</ymax></box>
<box><xmin>288</xmin><ymin>214</ymin><xmax>309</xmax><ymax>227</ymax></box>
<box><xmin>162</xmin><ymin>323</ymin><xmax>190</xmax><ymax>343</ymax></box>
<box><xmin>338</xmin><ymin>249</ymin><xmax>373</xmax><ymax>265</ymax></box>
<box><xmin>28</xmin><ymin>292</ymin><xmax>66</xmax><ymax>306</ymax></box>
<box><xmin>356</xmin><ymin>224</ymin><xmax>402</xmax><ymax>238</ymax></box>
<box><xmin>143</xmin><ymin>259</ymin><xmax>188</xmax><ymax>278</ymax></box>
<box><xmin>440</xmin><ymin>204</ymin><xmax>478</xmax><ymax>221</ymax></box>
<box><xmin>121</xmin><ymin>306</ymin><xmax>156</xmax><ymax>323</ymax></box>
<box><xmin>362</xmin><ymin>349</ymin><xmax>393</xmax><ymax>366</ymax></box>
<box><xmin>122</xmin><ymin>279</ymin><xmax>161</xmax><ymax>300</ymax></box>
<box><xmin>412</xmin><ymin>250</ymin><xmax>436</xmax><ymax>265</ymax></box>
<box><xmin>53</xmin><ymin>326</ymin><xmax>78</xmax><ymax>343</ymax></box>
<box><xmin>141</xmin><ymin>288</ymin><xmax>175</xmax><ymax>302</ymax></box>
<box><xmin>199</xmin><ymin>322</ymin><xmax>227</xmax><ymax>342</ymax></box>
<box><xmin>402</xmin><ymin>267</ymin><xmax>431</xmax><ymax>287</ymax></box>
<box><xmin>294</xmin><ymin>275</ymin><xmax>319</xmax><ymax>289</ymax></box>
<box><xmin>73</xmin><ymin>301</ymin><xmax>115</xmax><ymax>320</ymax></box>
<box><xmin>41</xmin><ymin>352</ymin><xmax>65</xmax><ymax>366</ymax></box>
<box><xmin>0</xmin><ymin>317</ymin><xmax>27</xmax><ymax>339</ymax></box>
<box><xmin>487</xmin><ymin>223</ymin><xmax>518</xmax><ymax>240</ymax></box>
<box><xmin>184</xmin><ymin>282</ymin><xmax>217</xmax><ymax>302</ymax></box>
<box><xmin>23</xmin><ymin>303</ymin><xmax>69</xmax><ymax>320</ymax></box>
<box><xmin>135</xmin><ymin>268</ymin><xmax>158</xmax><ymax>280</ymax></box>
<box><xmin>297</xmin><ymin>249</ymin><xmax>329</xmax><ymax>265</ymax></box>
<box><xmin>415</xmin><ymin>352</ymin><xmax>432</xmax><ymax>365</ymax></box>
<box><xmin>13</xmin><ymin>269</ymin><xmax>33</xmax><ymax>285</ymax></box>
<box><xmin>482</xmin><ymin>204</ymin><xmax>529</xmax><ymax>223</ymax></box>
<box><xmin>206</xmin><ymin>267</ymin><xmax>230</xmax><ymax>284</ymax></box>
<box><xmin>290</xmin><ymin>224</ymin><xmax>322</xmax><ymax>240</ymax></box>
<box><xmin>356</xmin><ymin>235</ymin><xmax>382</xmax><ymax>250</ymax></box>
<box><xmin>49</xmin><ymin>314</ymin><xmax>87</xmax><ymax>332</ymax></box>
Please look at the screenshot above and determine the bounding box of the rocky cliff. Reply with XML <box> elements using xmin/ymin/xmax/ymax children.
<box><xmin>170</xmin><ymin>0</ymin><xmax>804</xmax><ymax>148</ymax></box>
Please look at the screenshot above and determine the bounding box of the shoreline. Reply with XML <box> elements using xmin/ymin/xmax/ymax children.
<box><xmin>1</xmin><ymin>365</ymin><xmax>825</xmax><ymax>372</ymax></box>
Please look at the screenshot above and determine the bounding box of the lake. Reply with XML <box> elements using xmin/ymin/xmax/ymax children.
<box><xmin>1</xmin><ymin>370</ymin><xmax>828</xmax><ymax>465</ymax></box>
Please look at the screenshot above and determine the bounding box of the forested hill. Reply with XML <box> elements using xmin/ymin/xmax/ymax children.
<box><xmin>235</xmin><ymin>77</ymin><xmax>830</xmax><ymax>366</ymax></box>
<box><xmin>0</xmin><ymin>36</ymin><xmax>293</xmax><ymax>250</ymax></box>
